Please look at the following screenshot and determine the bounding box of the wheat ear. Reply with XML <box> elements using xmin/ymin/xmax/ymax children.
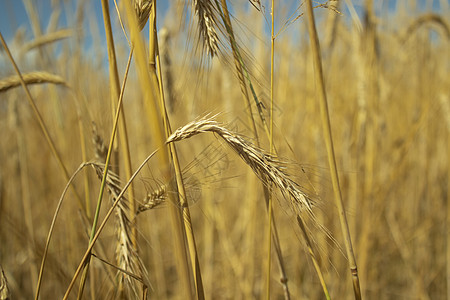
<box><xmin>192</xmin><ymin>0</ymin><xmax>220</xmax><ymax>57</ymax></box>
<box><xmin>0</xmin><ymin>71</ymin><xmax>68</xmax><ymax>93</ymax></box>
<box><xmin>167</xmin><ymin>116</ymin><xmax>314</xmax><ymax>215</ymax></box>
<box><xmin>133</xmin><ymin>0</ymin><xmax>152</xmax><ymax>30</ymax></box>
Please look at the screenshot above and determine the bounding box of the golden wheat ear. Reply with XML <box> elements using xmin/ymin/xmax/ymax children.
<box><xmin>167</xmin><ymin>116</ymin><xmax>315</xmax><ymax>214</ymax></box>
<box><xmin>192</xmin><ymin>0</ymin><xmax>220</xmax><ymax>57</ymax></box>
<box><xmin>133</xmin><ymin>0</ymin><xmax>152</xmax><ymax>31</ymax></box>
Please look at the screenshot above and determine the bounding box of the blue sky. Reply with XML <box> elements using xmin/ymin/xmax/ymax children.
<box><xmin>0</xmin><ymin>0</ymin><xmax>171</xmax><ymax>42</ymax></box>
<box><xmin>0</xmin><ymin>0</ymin><xmax>174</xmax><ymax>71</ymax></box>
<box><xmin>1</xmin><ymin>0</ymin><xmax>446</xmax><ymax>42</ymax></box>
<box><xmin>0</xmin><ymin>0</ymin><xmax>446</xmax><ymax>61</ymax></box>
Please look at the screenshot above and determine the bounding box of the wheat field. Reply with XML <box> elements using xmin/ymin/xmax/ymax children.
<box><xmin>0</xmin><ymin>0</ymin><xmax>449</xmax><ymax>299</ymax></box>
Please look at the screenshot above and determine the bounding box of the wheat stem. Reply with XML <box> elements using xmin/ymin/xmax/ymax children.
<box><xmin>62</xmin><ymin>150</ymin><xmax>158</xmax><ymax>300</ymax></box>
<box><xmin>266</xmin><ymin>0</ymin><xmax>275</xmax><ymax>297</ymax></box>
<box><xmin>101</xmin><ymin>0</ymin><xmax>138</xmax><ymax>251</ymax></box>
<box><xmin>304</xmin><ymin>0</ymin><xmax>361</xmax><ymax>298</ymax></box>
<box><xmin>152</xmin><ymin>1</ymin><xmax>205</xmax><ymax>297</ymax></box>
<box><xmin>76</xmin><ymin>42</ymin><xmax>133</xmax><ymax>300</ymax></box>
<box><xmin>217</xmin><ymin>2</ymin><xmax>291</xmax><ymax>297</ymax></box>
<box><xmin>296</xmin><ymin>216</ymin><xmax>331</xmax><ymax>300</ymax></box>
<box><xmin>35</xmin><ymin>162</ymin><xmax>88</xmax><ymax>300</ymax></box>
<box><xmin>123</xmin><ymin>0</ymin><xmax>195</xmax><ymax>297</ymax></box>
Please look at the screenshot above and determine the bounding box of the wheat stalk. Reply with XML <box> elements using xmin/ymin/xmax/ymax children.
<box><xmin>167</xmin><ymin>116</ymin><xmax>314</xmax><ymax>215</ymax></box>
<box><xmin>91</xmin><ymin>122</ymin><xmax>108</xmax><ymax>161</ymax></box>
<box><xmin>304</xmin><ymin>0</ymin><xmax>360</xmax><ymax>298</ymax></box>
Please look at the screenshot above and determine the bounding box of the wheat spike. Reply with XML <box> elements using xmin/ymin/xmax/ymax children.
<box><xmin>133</xmin><ymin>0</ymin><xmax>152</xmax><ymax>31</ymax></box>
<box><xmin>192</xmin><ymin>0</ymin><xmax>220</xmax><ymax>57</ymax></box>
<box><xmin>167</xmin><ymin>116</ymin><xmax>314</xmax><ymax>215</ymax></box>
<box><xmin>137</xmin><ymin>184</ymin><xmax>167</xmax><ymax>213</ymax></box>
<box><xmin>0</xmin><ymin>71</ymin><xmax>68</xmax><ymax>93</ymax></box>
<box><xmin>91</xmin><ymin>122</ymin><xmax>108</xmax><ymax>161</ymax></box>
